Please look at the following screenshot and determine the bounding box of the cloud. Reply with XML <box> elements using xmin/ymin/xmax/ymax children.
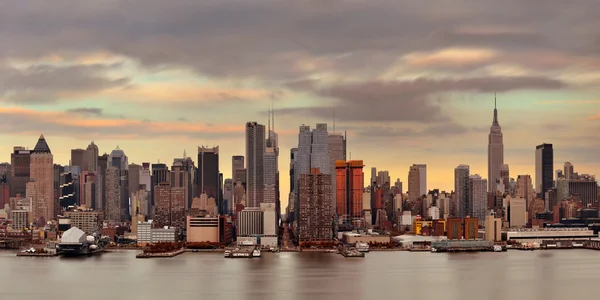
<box><xmin>281</xmin><ymin>76</ymin><xmax>567</xmax><ymax>122</ymax></box>
<box><xmin>351</xmin><ymin>122</ymin><xmax>474</xmax><ymax>138</ymax></box>
<box><xmin>0</xmin><ymin>63</ymin><xmax>130</xmax><ymax>104</ymax></box>
<box><xmin>66</xmin><ymin>107</ymin><xmax>103</xmax><ymax>116</ymax></box>
<box><xmin>102</xmin><ymin>82</ymin><xmax>277</xmax><ymax>103</ymax></box>
<box><xmin>1</xmin><ymin>0</ymin><xmax>599</xmax><ymax>81</ymax></box>
<box><xmin>0</xmin><ymin>107</ymin><xmax>242</xmax><ymax>140</ymax></box>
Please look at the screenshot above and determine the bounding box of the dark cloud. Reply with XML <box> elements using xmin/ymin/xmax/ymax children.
<box><xmin>1</xmin><ymin>0</ymin><xmax>599</xmax><ymax>80</ymax></box>
<box><xmin>280</xmin><ymin>76</ymin><xmax>566</xmax><ymax>122</ymax></box>
<box><xmin>0</xmin><ymin>63</ymin><xmax>130</xmax><ymax>104</ymax></box>
<box><xmin>66</xmin><ymin>107</ymin><xmax>103</xmax><ymax>116</ymax></box>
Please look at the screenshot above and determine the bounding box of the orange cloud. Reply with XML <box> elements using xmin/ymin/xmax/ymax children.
<box><xmin>402</xmin><ymin>48</ymin><xmax>498</xmax><ymax>67</ymax></box>
<box><xmin>0</xmin><ymin>107</ymin><xmax>243</xmax><ymax>139</ymax></box>
<box><xmin>103</xmin><ymin>82</ymin><xmax>275</xmax><ymax>103</ymax></box>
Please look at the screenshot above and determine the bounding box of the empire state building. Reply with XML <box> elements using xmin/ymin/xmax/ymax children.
<box><xmin>488</xmin><ymin>96</ymin><xmax>504</xmax><ymax>193</ymax></box>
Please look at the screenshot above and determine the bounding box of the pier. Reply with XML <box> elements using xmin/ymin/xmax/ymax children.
<box><xmin>431</xmin><ymin>240</ymin><xmax>496</xmax><ymax>252</ymax></box>
<box><xmin>340</xmin><ymin>248</ymin><xmax>365</xmax><ymax>257</ymax></box>
<box><xmin>136</xmin><ymin>248</ymin><xmax>185</xmax><ymax>258</ymax></box>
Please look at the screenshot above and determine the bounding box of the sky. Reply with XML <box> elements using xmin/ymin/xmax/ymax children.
<box><xmin>1</xmin><ymin>1</ymin><xmax>599</xmax><ymax>209</ymax></box>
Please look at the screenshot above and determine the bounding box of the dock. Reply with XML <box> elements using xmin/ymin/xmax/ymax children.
<box><xmin>224</xmin><ymin>245</ymin><xmax>260</xmax><ymax>258</ymax></box>
<box><xmin>340</xmin><ymin>248</ymin><xmax>365</xmax><ymax>258</ymax></box>
<box><xmin>17</xmin><ymin>252</ymin><xmax>59</xmax><ymax>257</ymax></box>
<box><xmin>431</xmin><ymin>240</ymin><xmax>496</xmax><ymax>252</ymax></box>
<box><xmin>136</xmin><ymin>248</ymin><xmax>185</xmax><ymax>258</ymax></box>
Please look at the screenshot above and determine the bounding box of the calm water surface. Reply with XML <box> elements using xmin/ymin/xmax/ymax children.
<box><xmin>0</xmin><ymin>249</ymin><xmax>597</xmax><ymax>300</ymax></box>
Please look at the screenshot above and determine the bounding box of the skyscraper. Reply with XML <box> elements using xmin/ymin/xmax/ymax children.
<box><xmin>128</xmin><ymin>163</ymin><xmax>141</xmax><ymax>199</ymax></box>
<box><xmin>264</xmin><ymin>112</ymin><xmax>279</xmax><ymax>205</ymax></box>
<box><xmin>153</xmin><ymin>183</ymin><xmax>186</xmax><ymax>228</ymax></box>
<box><xmin>298</xmin><ymin>168</ymin><xmax>333</xmax><ymax>245</ymax></box>
<box><xmin>564</xmin><ymin>162</ymin><xmax>574</xmax><ymax>180</ymax></box>
<box><xmin>70</xmin><ymin>149</ymin><xmax>85</xmax><ymax>169</ymax></box>
<box><xmin>95</xmin><ymin>154</ymin><xmax>108</xmax><ymax>210</ymax></box>
<box><xmin>83</xmin><ymin>141</ymin><xmax>99</xmax><ymax>172</ymax></box>
<box><xmin>310</xmin><ymin>124</ymin><xmax>329</xmax><ymax>173</ymax></box>
<box><xmin>172</xmin><ymin>153</ymin><xmax>195</xmax><ymax>209</ymax></box>
<box><xmin>104</xmin><ymin>166</ymin><xmax>121</xmax><ymax>221</ymax></box>
<box><xmin>9</xmin><ymin>146</ymin><xmax>31</xmax><ymax>197</ymax></box>
<box><xmin>335</xmin><ymin>160</ymin><xmax>364</xmax><ymax>223</ymax></box>
<box><xmin>108</xmin><ymin>147</ymin><xmax>129</xmax><ymax>220</ymax></box>
<box><xmin>328</xmin><ymin>133</ymin><xmax>346</xmax><ymax>213</ymax></box>
<box><xmin>29</xmin><ymin>135</ymin><xmax>54</xmax><ymax>225</ymax></box>
<box><xmin>408</xmin><ymin>164</ymin><xmax>426</xmax><ymax>201</ymax></box>
<box><xmin>231</xmin><ymin>156</ymin><xmax>245</xmax><ymax>185</ymax></box>
<box><xmin>469</xmin><ymin>174</ymin><xmax>488</xmax><ymax>225</ymax></box>
<box><xmin>246</xmin><ymin>122</ymin><xmax>266</xmax><ymax>208</ymax></box>
<box><xmin>197</xmin><ymin>146</ymin><xmax>220</xmax><ymax>199</ymax></box>
<box><xmin>454</xmin><ymin>165</ymin><xmax>470</xmax><ymax>218</ymax></box>
<box><xmin>535</xmin><ymin>143</ymin><xmax>554</xmax><ymax>198</ymax></box>
<box><xmin>488</xmin><ymin>96</ymin><xmax>504</xmax><ymax>193</ymax></box>
<box><xmin>516</xmin><ymin>175</ymin><xmax>534</xmax><ymax>206</ymax></box>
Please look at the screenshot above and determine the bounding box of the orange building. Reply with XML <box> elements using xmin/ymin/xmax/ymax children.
<box><xmin>446</xmin><ymin>218</ymin><xmax>463</xmax><ymax>240</ymax></box>
<box><xmin>464</xmin><ymin>218</ymin><xmax>479</xmax><ymax>240</ymax></box>
<box><xmin>336</xmin><ymin>160</ymin><xmax>364</xmax><ymax>224</ymax></box>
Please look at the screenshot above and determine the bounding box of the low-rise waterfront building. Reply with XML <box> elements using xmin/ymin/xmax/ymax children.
<box><xmin>137</xmin><ymin>221</ymin><xmax>178</xmax><ymax>245</ymax></box>
<box><xmin>342</xmin><ymin>232</ymin><xmax>391</xmax><ymax>244</ymax></box>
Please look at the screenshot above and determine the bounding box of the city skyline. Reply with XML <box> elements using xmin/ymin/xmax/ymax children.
<box><xmin>2</xmin><ymin>1</ymin><xmax>600</xmax><ymax>210</ymax></box>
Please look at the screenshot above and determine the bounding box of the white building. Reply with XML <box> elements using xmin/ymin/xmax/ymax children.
<box><xmin>427</xmin><ymin>206</ymin><xmax>440</xmax><ymax>220</ymax></box>
<box><xmin>137</xmin><ymin>221</ymin><xmax>177</xmax><ymax>245</ymax></box>
<box><xmin>509</xmin><ymin>197</ymin><xmax>527</xmax><ymax>228</ymax></box>
<box><xmin>261</xmin><ymin>203</ymin><xmax>278</xmax><ymax>247</ymax></box>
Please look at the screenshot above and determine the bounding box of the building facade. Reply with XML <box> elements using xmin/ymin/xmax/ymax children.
<box><xmin>336</xmin><ymin>160</ymin><xmax>364</xmax><ymax>224</ymax></box>
<box><xmin>454</xmin><ymin>165</ymin><xmax>470</xmax><ymax>218</ymax></box>
<box><xmin>29</xmin><ymin>135</ymin><xmax>54</xmax><ymax>225</ymax></box>
<box><xmin>298</xmin><ymin>168</ymin><xmax>333</xmax><ymax>245</ymax></box>
<box><xmin>535</xmin><ymin>143</ymin><xmax>554</xmax><ymax>198</ymax></box>
<box><xmin>245</xmin><ymin>122</ymin><xmax>266</xmax><ymax>208</ymax></box>
<box><xmin>469</xmin><ymin>175</ymin><xmax>488</xmax><ymax>225</ymax></box>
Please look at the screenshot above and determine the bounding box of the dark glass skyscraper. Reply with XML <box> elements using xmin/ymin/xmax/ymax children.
<box><xmin>535</xmin><ymin>143</ymin><xmax>554</xmax><ymax>198</ymax></box>
<box><xmin>197</xmin><ymin>146</ymin><xmax>220</xmax><ymax>205</ymax></box>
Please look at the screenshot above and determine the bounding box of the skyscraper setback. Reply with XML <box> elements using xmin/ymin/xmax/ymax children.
<box><xmin>488</xmin><ymin>96</ymin><xmax>504</xmax><ymax>193</ymax></box>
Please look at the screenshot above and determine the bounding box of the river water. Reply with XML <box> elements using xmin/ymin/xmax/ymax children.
<box><xmin>0</xmin><ymin>250</ymin><xmax>597</xmax><ymax>300</ymax></box>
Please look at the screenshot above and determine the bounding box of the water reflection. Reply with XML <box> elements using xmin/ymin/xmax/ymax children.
<box><xmin>0</xmin><ymin>250</ymin><xmax>598</xmax><ymax>300</ymax></box>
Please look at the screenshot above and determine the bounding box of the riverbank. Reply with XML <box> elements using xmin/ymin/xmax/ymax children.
<box><xmin>136</xmin><ymin>248</ymin><xmax>185</xmax><ymax>258</ymax></box>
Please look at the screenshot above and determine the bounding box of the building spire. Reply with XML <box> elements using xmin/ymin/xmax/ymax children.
<box><xmin>332</xmin><ymin>104</ymin><xmax>336</xmax><ymax>134</ymax></box>
<box><xmin>493</xmin><ymin>92</ymin><xmax>499</xmax><ymax>125</ymax></box>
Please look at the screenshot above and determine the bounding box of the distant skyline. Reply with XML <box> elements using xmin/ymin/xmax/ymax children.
<box><xmin>1</xmin><ymin>1</ymin><xmax>599</xmax><ymax>210</ymax></box>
